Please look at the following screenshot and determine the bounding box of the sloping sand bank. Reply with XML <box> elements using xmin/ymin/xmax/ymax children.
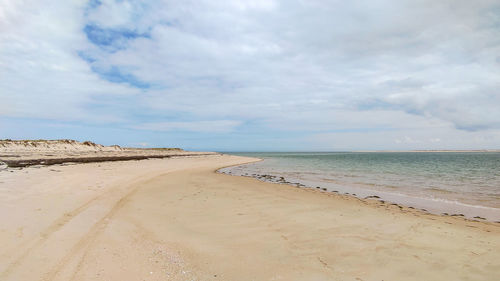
<box><xmin>0</xmin><ymin>155</ymin><xmax>498</xmax><ymax>280</ymax></box>
<box><xmin>0</xmin><ymin>139</ymin><xmax>217</xmax><ymax>168</ymax></box>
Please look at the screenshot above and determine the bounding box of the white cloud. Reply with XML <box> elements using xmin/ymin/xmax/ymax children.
<box><xmin>310</xmin><ymin>127</ymin><xmax>500</xmax><ymax>151</ymax></box>
<box><xmin>131</xmin><ymin>142</ymin><xmax>150</xmax><ymax>147</ymax></box>
<box><xmin>133</xmin><ymin>120</ymin><xmax>242</xmax><ymax>133</ymax></box>
<box><xmin>86</xmin><ymin>0</ymin><xmax>139</xmax><ymax>29</ymax></box>
<box><xmin>0</xmin><ymin>0</ymin><xmax>140</xmax><ymax>122</ymax></box>
<box><xmin>0</xmin><ymin>0</ymin><xmax>499</xmax><ymax>149</ymax></box>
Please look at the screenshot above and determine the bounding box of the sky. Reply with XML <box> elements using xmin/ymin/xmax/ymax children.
<box><xmin>1</xmin><ymin>0</ymin><xmax>499</xmax><ymax>151</ymax></box>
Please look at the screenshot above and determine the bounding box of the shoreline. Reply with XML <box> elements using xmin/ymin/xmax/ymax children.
<box><xmin>219</xmin><ymin>155</ymin><xmax>500</xmax><ymax>222</ymax></box>
<box><xmin>224</xmin><ymin>171</ymin><xmax>500</xmax><ymax>228</ymax></box>
<box><xmin>1</xmin><ymin>155</ymin><xmax>499</xmax><ymax>280</ymax></box>
<box><xmin>218</xmin><ymin>160</ymin><xmax>500</xmax><ymax>224</ymax></box>
<box><xmin>355</xmin><ymin>150</ymin><xmax>500</xmax><ymax>153</ymax></box>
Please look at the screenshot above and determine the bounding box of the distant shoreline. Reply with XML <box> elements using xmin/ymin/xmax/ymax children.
<box><xmin>354</xmin><ymin>150</ymin><xmax>500</xmax><ymax>153</ymax></box>
<box><xmin>224</xmin><ymin>150</ymin><xmax>500</xmax><ymax>154</ymax></box>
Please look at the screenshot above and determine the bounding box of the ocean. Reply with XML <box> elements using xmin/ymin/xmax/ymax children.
<box><xmin>219</xmin><ymin>152</ymin><xmax>500</xmax><ymax>221</ymax></box>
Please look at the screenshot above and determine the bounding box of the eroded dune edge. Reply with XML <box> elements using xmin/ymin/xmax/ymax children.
<box><xmin>0</xmin><ymin>139</ymin><xmax>217</xmax><ymax>167</ymax></box>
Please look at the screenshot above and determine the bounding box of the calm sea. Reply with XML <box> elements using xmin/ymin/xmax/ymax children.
<box><xmin>220</xmin><ymin>152</ymin><xmax>500</xmax><ymax>221</ymax></box>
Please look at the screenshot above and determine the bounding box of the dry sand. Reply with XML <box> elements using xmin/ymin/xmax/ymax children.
<box><xmin>0</xmin><ymin>139</ymin><xmax>216</xmax><ymax>167</ymax></box>
<box><xmin>0</xmin><ymin>154</ymin><xmax>499</xmax><ymax>281</ymax></box>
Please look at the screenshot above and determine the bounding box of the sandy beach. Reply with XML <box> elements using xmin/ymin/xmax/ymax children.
<box><xmin>1</xmin><ymin>154</ymin><xmax>499</xmax><ymax>281</ymax></box>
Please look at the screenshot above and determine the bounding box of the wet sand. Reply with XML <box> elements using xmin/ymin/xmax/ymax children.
<box><xmin>0</xmin><ymin>154</ymin><xmax>499</xmax><ymax>280</ymax></box>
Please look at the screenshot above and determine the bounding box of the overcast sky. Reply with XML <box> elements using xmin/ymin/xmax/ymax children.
<box><xmin>1</xmin><ymin>0</ymin><xmax>499</xmax><ymax>151</ymax></box>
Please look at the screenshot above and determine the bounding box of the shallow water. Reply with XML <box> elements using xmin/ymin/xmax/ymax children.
<box><xmin>220</xmin><ymin>152</ymin><xmax>500</xmax><ymax>221</ymax></box>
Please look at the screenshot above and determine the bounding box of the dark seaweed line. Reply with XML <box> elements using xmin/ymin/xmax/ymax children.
<box><xmin>0</xmin><ymin>153</ymin><xmax>217</xmax><ymax>168</ymax></box>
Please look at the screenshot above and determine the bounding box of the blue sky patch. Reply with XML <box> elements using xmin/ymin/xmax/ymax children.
<box><xmin>84</xmin><ymin>24</ymin><xmax>149</xmax><ymax>51</ymax></box>
<box><xmin>88</xmin><ymin>0</ymin><xmax>102</xmax><ymax>9</ymax></box>
<box><xmin>91</xmin><ymin>66</ymin><xmax>150</xmax><ymax>89</ymax></box>
<box><xmin>77</xmin><ymin>51</ymin><xmax>96</xmax><ymax>63</ymax></box>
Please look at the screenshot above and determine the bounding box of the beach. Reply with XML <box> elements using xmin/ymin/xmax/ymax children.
<box><xmin>220</xmin><ymin>152</ymin><xmax>500</xmax><ymax>222</ymax></box>
<box><xmin>1</xmin><ymin>154</ymin><xmax>499</xmax><ymax>281</ymax></box>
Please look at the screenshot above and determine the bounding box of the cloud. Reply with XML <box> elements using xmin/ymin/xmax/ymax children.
<box><xmin>131</xmin><ymin>142</ymin><xmax>150</xmax><ymax>147</ymax></box>
<box><xmin>0</xmin><ymin>0</ymin><xmax>140</xmax><ymax>122</ymax></box>
<box><xmin>133</xmin><ymin>120</ymin><xmax>242</xmax><ymax>133</ymax></box>
<box><xmin>309</xmin><ymin>126</ymin><xmax>500</xmax><ymax>151</ymax></box>
<box><xmin>0</xmin><ymin>0</ymin><xmax>499</xmax><ymax>149</ymax></box>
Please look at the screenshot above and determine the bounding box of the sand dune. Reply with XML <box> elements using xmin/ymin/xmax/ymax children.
<box><xmin>0</xmin><ymin>139</ymin><xmax>215</xmax><ymax>167</ymax></box>
<box><xmin>0</xmin><ymin>155</ymin><xmax>499</xmax><ymax>280</ymax></box>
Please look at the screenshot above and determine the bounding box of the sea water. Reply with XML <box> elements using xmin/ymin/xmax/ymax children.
<box><xmin>220</xmin><ymin>152</ymin><xmax>500</xmax><ymax>221</ymax></box>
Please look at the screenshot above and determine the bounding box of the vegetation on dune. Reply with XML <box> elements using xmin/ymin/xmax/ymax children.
<box><xmin>0</xmin><ymin>139</ymin><xmax>182</xmax><ymax>151</ymax></box>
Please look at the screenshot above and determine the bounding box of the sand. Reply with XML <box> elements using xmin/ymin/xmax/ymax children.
<box><xmin>0</xmin><ymin>139</ymin><xmax>216</xmax><ymax>167</ymax></box>
<box><xmin>0</xmin><ymin>154</ymin><xmax>499</xmax><ymax>281</ymax></box>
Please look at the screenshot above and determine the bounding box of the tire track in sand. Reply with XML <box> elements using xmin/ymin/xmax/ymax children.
<box><xmin>0</xmin><ymin>171</ymin><xmax>163</xmax><ymax>280</ymax></box>
<box><xmin>0</xmin><ymin>194</ymin><xmax>102</xmax><ymax>279</ymax></box>
<box><xmin>41</xmin><ymin>176</ymin><xmax>157</xmax><ymax>281</ymax></box>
